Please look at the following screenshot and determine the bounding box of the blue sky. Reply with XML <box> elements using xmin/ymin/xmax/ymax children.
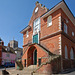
<box><xmin>0</xmin><ymin>0</ymin><xmax>75</xmax><ymax>48</ymax></box>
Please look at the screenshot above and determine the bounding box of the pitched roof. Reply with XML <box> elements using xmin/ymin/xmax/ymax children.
<box><xmin>20</xmin><ymin>25</ymin><xmax>31</xmax><ymax>34</ymax></box>
<box><xmin>41</xmin><ymin>0</ymin><xmax>75</xmax><ymax>26</ymax></box>
<box><xmin>14</xmin><ymin>47</ymin><xmax>23</xmax><ymax>51</ymax></box>
<box><xmin>1</xmin><ymin>46</ymin><xmax>15</xmax><ymax>54</ymax></box>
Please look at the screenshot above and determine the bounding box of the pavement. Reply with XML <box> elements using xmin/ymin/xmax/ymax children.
<box><xmin>0</xmin><ymin>67</ymin><xmax>15</xmax><ymax>75</ymax></box>
<box><xmin>0</xmin><ymin>67</ymin><xmax>75</xmax><ymax>75</ymax></box>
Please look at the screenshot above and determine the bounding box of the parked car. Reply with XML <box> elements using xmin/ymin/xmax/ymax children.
<box><xmin>4</xmin><ymin>62</ymin><xmax>15</xmax><ymax>67</ymax></box>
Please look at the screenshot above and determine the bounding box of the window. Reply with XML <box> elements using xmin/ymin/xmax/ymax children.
<box><xmin>65</xmin><ymin>45</ymin><xmax>68</xmax><ymax>59</ymax></box>
<box><xmin>26</xmin><ymin>31</ymin><xmax>29</xmax><ymax>38</ymax></box>
<box><xmin>15</xmin><ymin>51</ymin><xmax>17</xmax><ymax>54</ymax></box>
<box><xmin>66</xmin><ymin>19</ymin><xmax>69</xmax><ymax>23</ymax></box>
<box><xmin>72</xmin><ymin>32</ymin><xmax>74</xmax><ymax>36</ymax></box>
<box><xmin>38</xmin><ymin>59</ymin><xmax>41</xmax><ymax>66</ymax></box>
<box><xmin>33</xmin><ymin>18</ymin><xmax>40</xmax><ymax>34</ymax></box>
<box><xmin>21</xmin><ymin>52</ymin><xmax>23</xmax><ymax>56</ymax></box>
<box><xmin>35</xmin><ymin>7</ymin><xmax>38</xmax><ymax>13</ymax></box>
<box><xmin>6</xmin><ymin>54</ymin><xmax>10</xmax><ymax>57</ymax></box>
<box><xmin>64</xmin><ymin>23</ymin><xmax>67</xmax><ymax>34</ymax></box>
<box><xmin>47</xmin><ymin>16</ymin><xmax>52</xmax><ymax>27</ymax></box>
<box><xmin>70</xmin><ymin>48</ymin><xmax>74</xmax><ymax>59</ymax></box>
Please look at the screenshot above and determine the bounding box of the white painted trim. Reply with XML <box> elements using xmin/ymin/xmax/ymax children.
<box><xmin>38</xmin><ymin>32</ymin><xmax>40</xmax><ymax>44</ymax></box>
<box><xmin>59</xmin><ymin>37</ymin><xmax>62</xmax><ymax>55</ymax></box>
<box><xmin>59</xmin><ymin>16</ymin><xmax>61</xmax><ymax>30</ymax></box>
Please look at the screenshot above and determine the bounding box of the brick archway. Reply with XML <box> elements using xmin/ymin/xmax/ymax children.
<box><xmin>27</xmin><ymin>46</ymin><xmax>37</xmax><ymax>66</ymax></box>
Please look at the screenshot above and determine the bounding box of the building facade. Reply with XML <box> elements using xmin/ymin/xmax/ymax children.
<box><xmin>14</xmin><ymin>47</ymin><xmax>23</xmax><ymax>60</ymax></box>
<box><xmin>8</xmin><ymin>40</ymin><xmax>23</xmax><ymax>60</ymax></box>
<box><xmin>21</xmin><ymin>1</ymin><xmax>75</xmax><ymax>73</ymax></box>
<box><xmin>0</xmin><ymin>38</ymin><xmax>16</xmax><ymax>66</ymax></box>
<box><xmin>8</xmin><ymin>40</ymin><xmax>18</xmax><ymax>48</ymax></box>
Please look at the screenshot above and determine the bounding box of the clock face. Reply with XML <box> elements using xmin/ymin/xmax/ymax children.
<box><xmin>35</xmin><ymin>7</ymin><xmax>38</xmax><ymax>13</ymax></box>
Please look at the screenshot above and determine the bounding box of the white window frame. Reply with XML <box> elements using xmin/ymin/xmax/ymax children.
<box><xmin>70</xmin><ymin>48</ymin><xmax>74</xmax><ymax>59</ymax></box>
<box><xmin>26</xmin><ymin>31</ymin><xmax>29</xmax><ymax>38</ymax></box>
<box><xmin>35</xmin><ymin>7</ymin><xmax>38</xmax><ymax>13</ymax></box>
<box><xmin>47</xmin><ymin>16</ymin><xmax>52</xmax><ymax>27</ymax></box>
<box><xmin>64</xmin><ymin>23</ymin><xmax>67</xmax><ymax>34</ymax></box>
<box><xmin>65</xmin><ymin>45</ymin><xmax>68</xmax><ymax>59</ymax></box>
<box><xmin>33</xmin><ymin>17</ymin><xmax>40</xmax><ymax>35</ymax></box>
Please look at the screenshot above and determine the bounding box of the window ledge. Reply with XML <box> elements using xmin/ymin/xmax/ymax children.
<box><xmin>47</xmin><ymin>24</ymin><xmax>52</xmax><ymax>27</ymax></box>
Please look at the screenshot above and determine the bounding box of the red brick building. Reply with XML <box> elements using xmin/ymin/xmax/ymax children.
<box><xmin>21</xmin><ymin>1</ymin><xmax>75</xmax><ymax>73</ymax></box>
<box><xmin>0</xmin><ymin>38</ymin><xmax>4</xmax><ymax>65</ymax></box>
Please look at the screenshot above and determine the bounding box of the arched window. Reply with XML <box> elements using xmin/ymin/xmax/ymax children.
<box><xmin>70</xmin><ymin>48</ymin><xmax>74</xmax><ymax>59</ymax></box>
<box><xmin>47</xmin><ymin>16</ymin><xmax>52</xmax><ymax>27</ymax></box>
<box><xmin>65</xmin><ymin>45</ymin><xmax>68</xmax><ymax>59</ymax></box>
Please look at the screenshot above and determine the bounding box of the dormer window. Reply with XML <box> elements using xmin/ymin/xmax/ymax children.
<box><xmin>26</xmin><ymin>31</ymin><xmax>29</xmax><ymax>38</ymax></box>
<box><xmin>15</xmin><ymin>51</ymin><xmax>17</xmax><ymax>54</ymax></box>
<box><xmin>5</xmin><ymin>47</ymin><xmax>10</xmax><ymax>51</ymax></box>
<box><xmin>47</xmin><ymin>16</ymin><xmax>52</xmax><ymax>27</ymax></box>
<box><xmin>5</xmin><ymin>48</ymin><xmax>8</xmax><ymax>51</ymax></box>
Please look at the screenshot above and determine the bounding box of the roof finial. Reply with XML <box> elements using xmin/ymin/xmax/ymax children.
<box><xmin>62</xmin><ymin>0</ymin><xmax>65</xmax><ymax>1</ymax></box>
<box><xmin>35</xmin><ymin>1</ymin><xmax>39</xmax><ymax>5</ymax></box>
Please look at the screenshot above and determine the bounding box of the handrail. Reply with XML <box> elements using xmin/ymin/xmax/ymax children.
<box><xmin>32</xmin><ymin>55</ymin><xmax>60</xmax><ymax>75</ymax></box>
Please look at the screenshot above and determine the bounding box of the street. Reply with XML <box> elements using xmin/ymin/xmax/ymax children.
<box><xmin>0</xmin><ymin>67</ymin><xmax>75</xmax><ymax>75</ymax></box>
<box><xmin>0</xmin><ymin>67</ymin><xmax>15</xmax><ymax>75</ymax></box>
<box><xmin>0</xmin><ymin>67</ymin><xmax>15</xmax><ymax>71</ymax></box>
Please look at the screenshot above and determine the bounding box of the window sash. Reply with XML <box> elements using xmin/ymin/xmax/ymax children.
<box><xmin>33</xmin><ymin>18</ymin><xmax>40</xmax><ymax>34</ymax></box>
<box><xmin>70</xmin><ymin>48</ymin><xmax>74</xmax><ymax>59</ymax></box>
<box><xmin>47</xmin><ymin>16</ymin><xmax>52</xmax><ymax>27</ymax></box>
<box><xmin>65</xmin><ymin>46</ymin><xmax>68</xmax><ymax>59</ymax></box>
<box><xmin>64</xmin><ymin>23</ymin><xmax>67</xmax><ymax>33</ymax></box>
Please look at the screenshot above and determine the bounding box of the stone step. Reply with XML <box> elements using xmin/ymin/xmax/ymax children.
<box><xmin>8</xmin><ymin>65</ymin><xmax>37</xmax><ymax>75</ymax></box>
<box><xmin>28</xmin><ymin>65</ymin><xmax>37</xmax><ymax>69</ymax></box>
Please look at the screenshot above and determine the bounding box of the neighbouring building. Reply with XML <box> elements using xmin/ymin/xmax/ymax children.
<box><xmin>0</xmin><ymin>38</ymin><xmax>16</xmax><ymax>66</ymax></box>
<box><xmin>14</xmin><ymin>47</ymin><xmax>23</xmax><ymax>60</ymax></box>
<box><xmin>8</xmin><ymin>40</ymin><xmax>18</xmax><ymax>48</ymax></box>
<box><xmin>8</xmin><ymin>40</ymin><xmax>23</xmax><ymax>60</ymax></box>
<box><xmin>21</xmin><ymin>1</ymin><xmax>75</xmax><ymax>73</ymax></box>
